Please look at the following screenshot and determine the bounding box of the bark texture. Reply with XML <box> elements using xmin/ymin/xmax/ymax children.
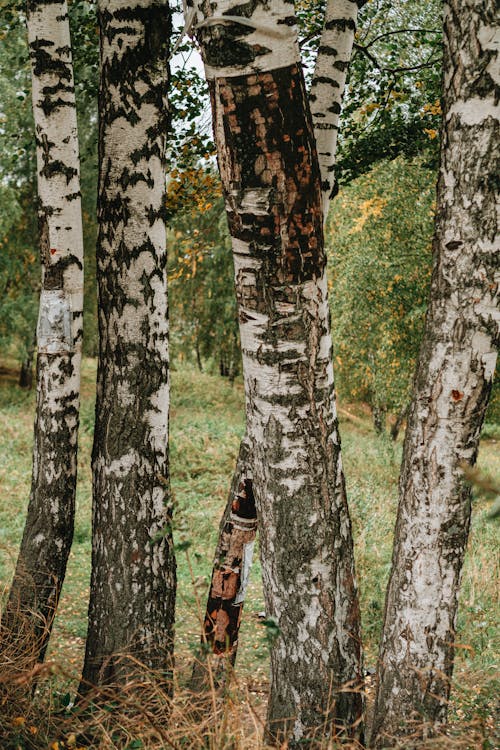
<box><xmin>191</xmin><ymin>437</ymin><xmax>256</xmax><ymax>688</ymax></box>
<box><xmin>194</xmin><ymin>1</ymin><xmax>363</xmax><ymax>743</ymax></box>
<box><xmin>371</xmin><ymin>1</ymin><xmax>499</xmax><ymax>745</ymax></box>
<box><xmin>196</xmin><ymin>0</ymin><xmax>362</xmax><ymax>682</ymax></box>
<box><xmin>80</xmin><ymin>0</ymin><xmax>176</xmax><ymax>691</ymax></box>
<box><xmin>310</xmin><ymin>0</ymin><xmax>362</xmax><ymax>215</ymax></box>
<box><xmin>3</xmin><ymin>0</ymin><xmax>83</xmax><ymax>665</ymax></box>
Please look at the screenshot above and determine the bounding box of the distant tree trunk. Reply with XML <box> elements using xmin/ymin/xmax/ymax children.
<box><xmin>194</xmin><ymin>0</ymin><xmax>363</xmax><ymax>743</ymax></box>
<box><xmin>193</xmin><ymin>0</ymin><xmax>364</xmax><ymax>710</ymax></box>
<box><xmin>370</xmin><ymin>1</ymin><xmax>499</xmax><ymax>745</ymax></box>
<box><xmin>19</xmin><ymin>334</ymin><xmax>36</xmax><ymax>389</ymax></box>
<box><xmin>195</xmin><ymin>337</ymin><xmax>203</xmax><ymax>371</ymax></box>
<box><xmin>219</xmin><ymin>356</ymin><xmax>229</xmax><ymax>377</ymax></box>
<box><xmin>80</xmin><ymin>0</ymin><xmax>176</xmax><ymax>692</ymax></box>
<box><xmin>2</xmin><ymin>0</ymin><xmax>84</xmax><ymax>667</ymax></box>
<box><xmin>372</xmin><ymin>403</ymin><xmax>386</xmax><ymax>435</ymax></box>
<box><xmin>390</xmin><ymin>404</ymin><xmax>407</xmax><ymax>442</ymax></box>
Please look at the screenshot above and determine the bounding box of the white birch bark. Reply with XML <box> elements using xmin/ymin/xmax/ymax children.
<box><xmin>193</xmin><ymin>0</ymin><xmax>363</xmax><ymax>742</ymax></box>
<box><xmin>80</xmin><ymin>0</ymin><xmax>176</xmax><ymax>691</ymax></box>
<box><xmin>4</xmin><ymin>0</ymin><xmax>84</xmax><ymax>666</ymax></box>
<box><xmin>310</xmin><ymin>0</ymin><xmax>363</xmax><ymax>215</ymax></box>
<box><xmin>196</xmin><ymin>0</ymin><xmax>364</xmax><ymax>685</ymax></box>
<box><xmin>370</xmin><ymin>0</ymin><xmax>499</xmax><ymax>744</ymax></box>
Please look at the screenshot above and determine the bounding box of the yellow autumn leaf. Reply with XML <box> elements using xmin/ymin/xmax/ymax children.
<box><xmin>12</xmin><ymin>716</ymin><xmax>25</xmax><ymax>727</ymax></box>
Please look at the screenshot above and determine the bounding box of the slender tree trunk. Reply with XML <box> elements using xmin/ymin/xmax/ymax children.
<box><xmin>389</xmin><ymin>404</ymin><xmax>407</xmax><ymax>442</ymax></box>
<box><xmin>2</xmin><ymin>0</ymin><xmax>84</xmax><ymax>667</ymax></box>
<box><xmin>191</xmin><ymin>437</ymin><xmax>256</xmax><ymax>689</ymax></box>
<box><xmin>194</xmin><ymin>0</ymin><xmax>364</xmax><ymax>691</ymax></box>
<box><xmin>310</xmin><ymin>0</ymin><xmax>364</xmax><ymax>216</ymax></box>
<box><xmin>195</xmin><ymin>336</ymin><xmax>203</xmax><ymax>371</ymax></box>
<box><xmin>194</xmin><ymin>1</ymin><xmax>363</xmax><ymax>743</ymax></box>
<box><xmin>80</xmin><ymin>0</ymin><xmax>176</xmax><ymax>692</ymax></box>
<box><xmin>370</xmin><ymin>1</ymin><xmax>499</xmax><ymax>745</ymax></box>
<box><xmin>372</xmin><ymin>403</ymin><xmax>386</xmax><ymax>435</ymax></box>
<box><xmin>19</xmin><ymin>334</ymin><xmax>36</xmax><ymax>389</ymax></box>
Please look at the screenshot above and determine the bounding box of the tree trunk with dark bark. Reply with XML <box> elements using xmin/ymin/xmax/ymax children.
<box><xmin>193</xmin><ymin>1</ymin><xmax>363</xmax><ymax>743</ymax></box>
<box><xmin>80</xmin><ymin>0</ymin><xmax>176</xmax><ymax>692</ymax></box>
<box><xmin>390</xmin><ymin>404</ymin><xmax>407</xmax><ymax>442</ymax></box>
<box><xmin>19</xmin><ymin>336</ymin><xmax>36</xmax><ymax>389</ymax></box>
<box><xmin>3</xmin><ymin>0</ymin><xmax>84</xmax><ymax>668</ymax></box>
<box><xmin>194</xmin><ymin>0</ymin><xmax>364</xmax><ymax>697</ymax></box>
<box><xmin>191</xmin><ymin>437</ymin><xmax>256</xmax><ymax>689</ymax></box>
<box><xmin>370</xmin><ymin>1</ymin><xmax>499</xmax><ymax>745</ymax></box>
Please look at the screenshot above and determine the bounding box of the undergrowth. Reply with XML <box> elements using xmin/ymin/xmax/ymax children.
<box><xmin>0</xmin><ymin>358</ymin><xmax>498</xmax><ymax>748</ymax></box>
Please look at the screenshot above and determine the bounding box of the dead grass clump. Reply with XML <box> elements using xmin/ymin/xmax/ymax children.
<box><xmin>0</xmin><ymin>646</ymin><xmax>497</xmax><ymax>750</ymax></box>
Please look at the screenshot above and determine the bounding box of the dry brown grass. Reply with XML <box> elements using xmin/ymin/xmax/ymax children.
<box><xmin>1</xmin><ymin>361</ymin><xmax>497</xmax><ymax>749</ymax></box>
<box><xmin>0</xmin><ymin>635</ymin><xmax>497</xmax><ymax>750</ymax></box>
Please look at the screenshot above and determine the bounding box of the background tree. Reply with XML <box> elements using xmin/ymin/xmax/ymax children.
<box><xmin>2</xmin><ymin>0</ymin><xmax>84</xmax><ymax>669</ymax></box>
<box><xmin>80</xmin><ymin>0</ymin><xmax>176</xmax><ymax>691</ymax></box>
<box><xmin>0</xmin><ymin>8</ymin><xmax>42</xmax><ymax>381</ymax></box>
<box><xmin>370</xmin><ymin>0</ymin><xmax>499</xmax><ymax>744</ymax></box>
<box><xmin>337</xmin><ymin>0</ymin><xmax>442</xmax><ymax>182</ymax></box>
<box><xmin>328</xmin><ymin>155</ymin><xmax>435</xmax><ymax>434</ymax></box>
<box><xmin>167</xmin><ymin>165</ymin><xmax>240</xmax><ymax>377</ymax></box>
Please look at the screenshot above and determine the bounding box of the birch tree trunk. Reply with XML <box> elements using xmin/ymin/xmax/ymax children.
<box><xmin>370</xmin><ymin>1</ymin><xmax>499</xmax><ymax>744</ymax></box>
<box><xmin>194</xmin><ymin>0</ymin><xmax>363</xmax><ymax>687</ymax></box>
<box><xmin>191</xmin><ymin>437</ymin><xmax>256</xmax><ymax>689</ymax></box>
<box><xmin>310</xmin><ymin>0</ymin><xmax>364</xmax><ymax>216</ymax></box>
<box><xmin>80</xmin><ymin>0</ymin><xmax>176</xmax><ymax>691</ymax></box>
<box><xmin>193</xmin><ymin>1</ymin><xmax>363</xmax><ymax>742</ymax></box>
<box><xmin>2</xmin><ymin>0</ymin><xmax>84</xmax><ymax>667</ymax></box>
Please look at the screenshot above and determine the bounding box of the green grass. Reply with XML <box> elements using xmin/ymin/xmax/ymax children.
<box><xmin>0</xmin><ymin>357</ymin><xmax>498</xmax><ymax>745</ymax></box>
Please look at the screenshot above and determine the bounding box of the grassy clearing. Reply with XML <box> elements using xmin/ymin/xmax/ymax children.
<box><xmin>0</xmin><ymin>357</ymin><xmax>498</xmax><ymax>748</ymax></box>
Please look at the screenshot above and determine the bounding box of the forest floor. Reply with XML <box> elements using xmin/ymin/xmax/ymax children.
<box><xmin>0</xmin><ymin>357</ymin><xmax>498</xmax><ymax>749</ymax></box>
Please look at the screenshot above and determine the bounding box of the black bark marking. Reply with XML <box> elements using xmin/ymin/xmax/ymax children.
<box><xmin>325</xmin><ymin>18</ymin><xmax>357</xmax><ymax>32</ymax></box>
<box><xmin>81</xmin><ymin>0</ymin><xmax>175</xmax><ymax>694</ymax></box>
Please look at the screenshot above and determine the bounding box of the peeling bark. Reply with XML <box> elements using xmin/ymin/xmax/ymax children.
<box><xmin>191</xmin><ymin>437</ymin><xmax>256</xmax><ymax>689</ymax></box>
<box><xmin>370</xmin><ymin>1</ymin><xmax>499</xmax><ymax>745</ymax></box>
<box><xmin>2</xmin><ymin>0</ymin><xmax>84</xmax><ymax>667</ymax></box>
<box><xmin>193</xmin><ymin>1</ymin><xmax>363</xmax><ymax>743</ymax></box>
<box><xmin>195</xmin><ymin>0</ymin><xmax>363</xmax><ymax>691</ymax></box>
<box><xmin>80</xmin><ymin>0</ymin><xmax>176</xmax><ymax>692</ymax></box>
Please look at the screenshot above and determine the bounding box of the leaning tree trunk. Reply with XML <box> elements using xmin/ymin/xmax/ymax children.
<box><xmin>194</xmin><ymin>0</ymin><xmax>364</xmax><ymax>687</ymax></box>
<box><xmin>2</xmin><ymin>0</ymin><xmax>84</xmax><ymax>667</ymax></box>
<box><xmin>80</xmin><ymin>0</ymin><xmax>176</xmax><ymax>692</ymax></box>
<box><xmin>190</xmin><ymin>437</ymin><xmax>256</xmax><ymax>689</ymax></box>
<box><xmin>194</xmin><ymin>0</ymin><xmax>363</xmax><ymax>743</ymax></box>
<box><xmin>370</xmin><ymin>1</ymin><xmax>499</xmax><ymax>745</ymax></box>
<box><xmin>310</xmin><ymin>0</ymin><xmax>364</xmax><ymax>216</ymax></box>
